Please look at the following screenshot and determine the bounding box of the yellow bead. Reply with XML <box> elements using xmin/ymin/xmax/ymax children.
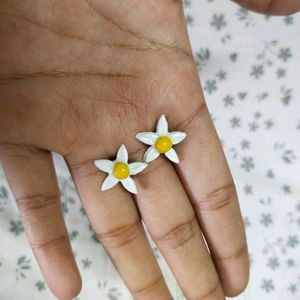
<box><xmin>113</xmin><ymin>162</ymin><xmax>129</xmax><ymax>179</ymax></box>
<box><xmin>155</xmin><ymin>136</ymin><xmax>173</xmax><ymax>153</ymax></box>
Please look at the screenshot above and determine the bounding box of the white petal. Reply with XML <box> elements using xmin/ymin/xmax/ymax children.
<box><xmin>169</xmin><ymin>131</ymin><xmax>187</xmax><ymax>145</ymax></box>
<box><xmin>116</xmin><ymin>144</ymin><xmax>128</xmax><ymax>163</ymax></box>
<box><xmin>136</xmin><ymin>132</ymin><xmax>158</xmax><ymax>145</ymax></box>
<box><xmin>165</xmin><ymin>148</ymin><xmax>179</xmax><ymax>164</ymax></box>
<box><xmin>101</xmin><ymin>174</ymin><xmax>119</xmax><ymax>191</ymax></box>
<box><xmin>94</xmin><ymin>159</ymin><xmax>114</xmax><ymax>173</ymax></box>
<box><xmin>144</xmin><ymin>146</ymin><xmax>160</xmax><ymax>163</ymax></box>
<box><xmin>129</xmin><ymin>162</ymin><xmax>148</xmax><ymax>175</ymax></box>
<box><xmin>156</xmin><ymin>114</ymin><xmax>168</xmax><ymax>135</ymax></box>
<box><xmin>121</xmin><ymin>177</ymin><xmax>137</xmax><ymax>194</ymax></box>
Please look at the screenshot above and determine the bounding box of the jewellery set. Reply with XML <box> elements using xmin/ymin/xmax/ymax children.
<box><xmin>94</xmin><ymin>114</ymin><xmax>187</xmax><ymax>194</ymax></box>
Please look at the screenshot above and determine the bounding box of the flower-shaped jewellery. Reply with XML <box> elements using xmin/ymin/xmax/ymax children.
<box><xmin>94</xmin><ymin>144</ymin><xmax>147</xmax><ymax>194</ymax></box>
<box><xmin>136</xmin><ymin>114</ymin><xmax>187</xmax><ymax>164</ymax></box>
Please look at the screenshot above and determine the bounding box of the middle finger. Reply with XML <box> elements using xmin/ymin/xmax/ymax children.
<box><xmin>67</xmin><ymin>156</ymin><xmax>172</xmax><ymax>300</ymax></box>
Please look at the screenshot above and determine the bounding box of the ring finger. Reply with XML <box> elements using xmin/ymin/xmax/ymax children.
<box><xmin>134</xmin><ymin>155</ymin><xmax>225</xmax><ymax>300</ymax></box>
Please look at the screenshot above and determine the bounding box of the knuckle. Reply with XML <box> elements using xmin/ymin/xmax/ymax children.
<box><xmin>132</xmin><ymin>275</ymin><xmax>164</xmax><ymax>296</ymax></box>
<box><xmin>194</xmin><ymin>281</ymin><xmax>221</xmax><ymax>300</ymax></box>
<box><xmin>180</xmin><ymin>102</ymin><xmax>208</xmax><ymax>130</ymax></box>
<box><xmin>196</xmin><ymin>182</ymin><xmax>237</xmax><ymax>212</ymax></box>
<box><xmin>15</xmin><ymin>193</ymin><xmax>58</xmax><ymax>214</ymax></box>
<box><xmin>216</xmin><ymin>244</ymin><xmax>248</xmax><ymax>262</ymax></box>
<box><xmin>0</xmin><ymin>144</ymin><xmax>48</xmax><ymax>164</ymax></box>
<box><xmin>68</xmin><ymin>156</ymin><xmax>99</xmax><ymax>179</ymax></box>
<box><xmin>31</xmin><ymin>235</ymin><xmax>69</xmax><ymax>252</ymax></box>
<box><xmin>96</xmin><ymin>221</ymin><xmax>140</xmax><ymax>249</ymax></box>
<box><xmin>155</xmin><ymin>217</ymin><xmax>197</xmax><ymax>249</ymax></box>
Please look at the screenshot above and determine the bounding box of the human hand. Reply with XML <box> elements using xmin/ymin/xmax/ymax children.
<box><xmin>231</xmin><ymin>0</ymin><xmax>300</xmax><ymax>15</ymax></box>
<box><xmin>0</xmin><ymin>1</ymin><xmax>250</xmax><ymax>299</ymax></box>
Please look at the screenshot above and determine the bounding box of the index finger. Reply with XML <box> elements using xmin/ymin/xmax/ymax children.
<box><xmin>0</xmin><ymin>145</ymin><xmax>81</xmax><ymax>299</ymax></box>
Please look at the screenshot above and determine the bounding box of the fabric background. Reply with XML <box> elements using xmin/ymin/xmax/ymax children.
<box><xmin>0</xmin><ymin>1</ymin><xmax>299</xmax><ymax>299</ymax></box>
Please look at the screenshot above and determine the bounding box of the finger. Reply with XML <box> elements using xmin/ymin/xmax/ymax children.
<box><xmin>230</xmin><ymin>0</ymin><xmax>300</xmax><ymax>15</ymax></box>
<box><xmin>67</xmin><ymin>157</ymin><xmax>172</xmax><ymax>300</ymax></box>
<box><xmin>174</xmin><ymin>104</ymin><xmax>249</xmax><ymax>296</ymax></box>
<box><xmin>134</xmin><ymin>157</ymin><xmax>225</xmax><ymax>300</ymax></box>
<box><xmin>0</xmin><ymin>144</ymin><xmax>81</xmax><ymax>299</ymax></box>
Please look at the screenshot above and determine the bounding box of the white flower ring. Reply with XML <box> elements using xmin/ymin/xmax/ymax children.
<box><xmin>136</xmin><ymin>114</ymin><xmax>187</xmax><ymax>164</ymax></box>
<box><xmin>94</xmin><ymin>144</ymin><xmax>147</xmax><ymax>194</ymax></box>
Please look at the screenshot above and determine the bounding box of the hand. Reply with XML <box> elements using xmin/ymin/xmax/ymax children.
<box><xmin>0</xmin><ymin>1</ymin><xmax>249</xmax><ymax>299</ymax></box>
<box><xmin>231</xmin><ymin>0</ymin><xmax>300</xmax><ymax>15</ymax></box>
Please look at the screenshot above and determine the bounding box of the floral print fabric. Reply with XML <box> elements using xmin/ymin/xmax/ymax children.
<box><xmin>0</xmin><ymin>1</ymin><xmax>299</xmax><ymax>299</ymax></box>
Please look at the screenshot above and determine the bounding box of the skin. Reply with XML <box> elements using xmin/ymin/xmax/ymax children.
<box><xmin>0</xmin><ymin>0</ymin><xmax>298</xmax><ymax>299</ymax></box>
<box><xmin>231</xmin><ymin>0</ymin><xmax>300</xmax><ymax>15</ymax></box>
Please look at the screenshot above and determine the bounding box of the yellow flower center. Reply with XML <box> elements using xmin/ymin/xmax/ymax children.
<box><xmin>113</xmin><ymin>162</ymin><xmax>129</xmax><ymax>179</ymax></box>
<box><xmin>155</xmin><ymin>136</ymin><xmax>173</xmax><ymax>153</ymax></box>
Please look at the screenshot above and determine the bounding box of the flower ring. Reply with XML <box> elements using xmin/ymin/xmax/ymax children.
<box><xmin>94</xmin><ymin>144</ymin><xmax>147</xmax><ymax>194</ymax></box>
<box><xmin>136</xmin><ymin>114</ymin><xmax>187</xmax><ymax>164</ymax></box>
